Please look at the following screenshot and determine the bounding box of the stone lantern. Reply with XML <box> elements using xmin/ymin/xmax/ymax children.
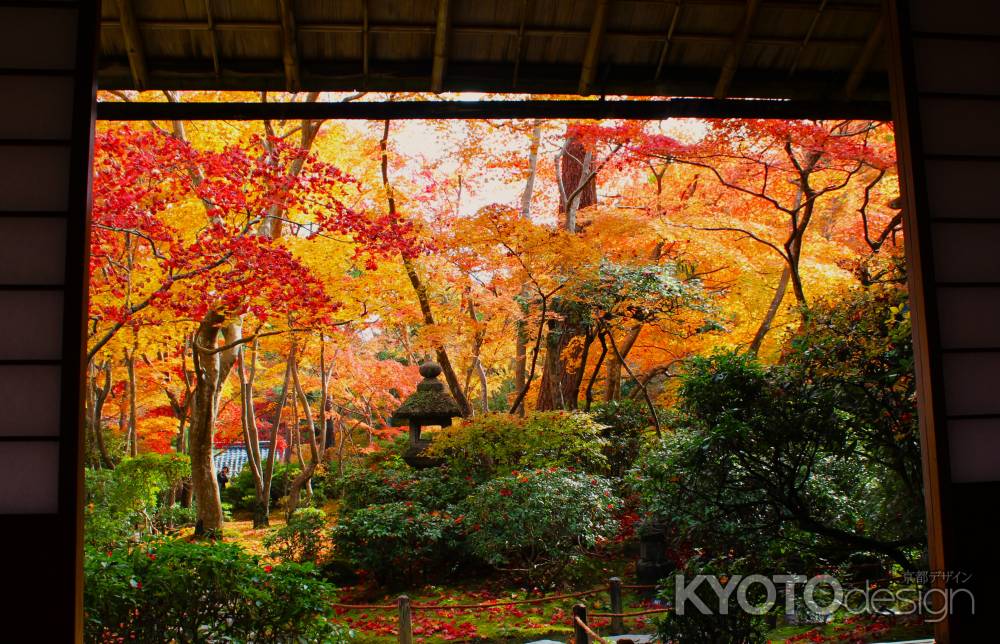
<box><xmin>391</xmin><ymin>361</ymin><xmax>461</xmax><ymax>469</ymax></box>
<box><xmin>636</xmin><ymin>519</ymin><xmax>673</xmax><ymax>588</ymax></box>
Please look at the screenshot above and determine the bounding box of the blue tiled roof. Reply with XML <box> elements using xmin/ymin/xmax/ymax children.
<box><xmin>213</xmin><ymin>442</ymin><xmax>272</xmax><ymax>476</ymax></box>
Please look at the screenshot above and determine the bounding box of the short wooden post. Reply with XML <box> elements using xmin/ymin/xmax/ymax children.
<box><xmin>397</xmin><ymin>595</ymin><xmax>412</xmax><ymax>644</ymax></box>
<box><xmin>572</xmin><ymin>603</ymin><xmax>589</xmax><ymax>644</ymax></box>
<box><xmin>609</xmin><ymin>576</ymin><xmax>625</xmax><ymax>635</ymax></box>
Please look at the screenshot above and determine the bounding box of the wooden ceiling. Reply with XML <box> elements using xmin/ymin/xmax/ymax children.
<box><xmin>98</xmin><ymin>0</ymin><xmax>888</xmax><ymax>102</ymax></box>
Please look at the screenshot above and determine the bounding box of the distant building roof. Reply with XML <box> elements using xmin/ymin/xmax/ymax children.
<box><xmin>213</xmin><ymin>442</ymin><xmax>273</xmax><ymax>476</ymax></box>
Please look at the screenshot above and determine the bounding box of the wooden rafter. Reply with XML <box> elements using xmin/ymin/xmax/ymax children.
<box><xmin>578</xmin><ymin>0</ymin><xmax>610</xmax><ymax>95</ymax></box>
<box><xmin>844</xmin><ymin>13</ymin><xmax>884</xmax><ymax>100</ymax></box>
<box><xmin>431</xmin><ymin>0</ymin><xmax>451</xmax><ymax>93</ymax></box>
<box><xmin>510</xmin><ymin>0</ymin><xmax>532</xmax><ymax>88</ymax></box>
<box><xmin>713</xmin><ymin>0</ymin><xmax>761</xmax><ymax>99</ymax></box>
<box><xmin>204</xmin><ymin>0</ymin><xmax>220</xmax><ymax>76</ymax></box>
<box><xmin>362</xmin><ymin>0</ymin><xmax>370</xmax><ymax>87</ymax></box>
<box><xmin>115</xmin><ymin>0</ymin><xmax>149</xmax><ymax>90</ymax></box>
<box><xmin>277</xmin><ymin>0</ymin><xmax>300</xmax><ymax>92</ymax></box>
<box><xmin>99</xmin><ymin>19</ymin><xmax>869</xmax><ymax>49</ymax></box>
<box><xmin>653</xmin><ymin>0</ymin><xmax>683</xmax><ymax>81</ymax></box>
<box><xmin>788</xmin><ymin>0</ymin><xmax>828</xmax><ymax>78</ymax></box>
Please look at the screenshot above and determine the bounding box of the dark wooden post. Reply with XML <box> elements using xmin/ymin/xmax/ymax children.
<box><xmin>609</xmin><ymin>576</ymin><xmax>624</xmax><ymax>635</ymax></box>
<box><xmin>398</xmin><ymin>595</ymin><xmax>413</xmax><ymax>644</ymax></box>
<box><xmin>573</xmin><ymin>603</ymin><xmax>589</xmax><ymax>644</ymax></box>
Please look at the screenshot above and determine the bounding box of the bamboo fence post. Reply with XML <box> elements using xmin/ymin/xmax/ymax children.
<box><xmin>573</xmin><ymin>603</ymin><xmax>589</xmax><ymax>643</ymax></box>
<box><xmin>397</xmin><ymin>595</ymin><xmax>412</xmax><ymax>644</ymax></box>
<box><xmin>609</xmin><ymin>576</ymin><xmax>625</xmax><ymax>634</ymax></box>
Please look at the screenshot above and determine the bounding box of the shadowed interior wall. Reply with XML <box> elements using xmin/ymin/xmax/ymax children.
<box><xmin>888</xmin><ymin>1</ymin><xmax>1000</xmax><ymax>641</ymax></box>
<box><xmin>0</xmin><ymin>1</ymin><xmax>996</xmax><ymax>640</ymax></box>
<box><xmin>0</xmin><ymin>1</ymin><xmax>97</xmax><ymax>639</ymax></box>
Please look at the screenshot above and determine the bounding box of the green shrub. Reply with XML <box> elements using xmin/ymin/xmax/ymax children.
<box><xmin>590</xmin><ymin>399</ymin><xmax>649</xmax><ymax>479</ymax></box>
<box><xmin>428</xmin><ymin>411</ymin><xmax>609</xmax><ymax>480</ymax></box>
<box><xmin>332</xmin><ymin>460</ymin><xmax>476</xmax><ymax>514</ymax></box>
<box><xmin>265</xmin><ymin>507</ymin><xmax>328</xmax><ymax>563</ymax></box>
<box><xmin>634</xmin><ymin>334</ymin><xmax>924</xmax><ymax>570</ymax></box>
<box><xmin>459</xmin><ymin>468</ymin><xmax>621</xmax><ymax>584</ymax></box>
<box><xmin>84</xmin><ymin>540</ymin><xmax>350</xmax><ymax>643</ymax></box>
<box><xmin>85</xmin><ymin>453</ymin><xmax>190</xmax><ymax>548</ymax></box>
<box><xmin>331</xmin><ymin>501</ymin><xmax>461</xmax><ymax>585</ymax></box>
<box><xmin>152</xmin><ymin>504</ymin><xmax>197</xmax><ymax>533</ymax></box>
<box><xmin>223</xmin><ymin>461</ymin><xmax>303</xmax><ymax>512</ymax></box>
<box><xmin>655</xmin><ymin>556</ymin><xmax>770</xmax><ymax>644</ymax></box>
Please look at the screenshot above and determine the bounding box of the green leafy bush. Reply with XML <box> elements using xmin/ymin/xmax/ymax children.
<box><xmin>265</xmin><ymin>507</ymin><xmax>328</xmax><ymax>563</ymax></box>
<box><xmin>331</xmin><ymin>501</ymin><xmax>461</xmax><ymax>585</ymax></box>
<box><xmin>84</xmin><ymin>540</ymin><xmax>349</xmax><ymax>643</ymax></box>
<box><xmin>152</xmin><ymin>504</ymin><xmax>197</xmax><ymax>533</ymax></box>
<box><xmin>589</xmin><ymin>399</ymin><xmax>649</xmax><ymax>479</ymax></box>
<box><xmin>633</xmin><ymin>295</ymin><xmax>924</xmax><ymax>571</ymax></box>
<box><xmin>428</xmin><ymin>411</ymin><xmax>609</xmax><ymax>480</ymax></box>
<box><xmin>332</xmin><ymin>460</ymin><xmax>476</xmax><ymax>514</ymax></box>
<box><xmin>223</xmin><ymin>461</ymin><xmax>304</xmax><ymax>512</ymax></box>
<box><xmin>655</xmin><ymin>556</ymin><xmax>770</xmax><ymax>644</ymax></box>
<box><xmin>459</xmin><ymin>468</ymin><xmax>621</xmax><ymax>584</ymax></box>
<box><xmin>85</xmin><ymin>453</ymin><xmax>190</xmax><ymax>548</ymax></box>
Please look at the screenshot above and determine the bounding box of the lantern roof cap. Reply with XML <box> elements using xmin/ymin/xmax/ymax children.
<box><xmin>391</xmin><ymin>361</ymin><xmax>462</xmax><ymax>425</ymax></box>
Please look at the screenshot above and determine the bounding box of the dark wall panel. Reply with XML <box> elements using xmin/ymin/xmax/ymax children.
<box><xmin>0</xmin><ymin>1</ymin><xmax>96</xmax><ymax>640</ymax></box>
<box><xmin>924</xmin><ymin>159</ymin><xmax>1000</xmax><ymax>219</ymax></box>
<box><xmin>890</xmin><ymin>2</ymin><xmax>1000</xmax><ymax>640</ymax></box>
<box><xmin>909</xmin><ymin>1</ymin><xmax>1000</xmax><ymax>35</ymax></box>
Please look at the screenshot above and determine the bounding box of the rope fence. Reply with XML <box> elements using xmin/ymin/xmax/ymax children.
<box><xmin>591</xmin><ymin>608</ymin><xmax>671</xmax><ymax>618</ymax></box>
<box><xmin>331</xmin><ymin>587</ymin><xmax>604</xmax><ymax>612</ymax></box>
<box><xmin>333</xmin><ymin>577</ymin><xmax>665</xmax><ymax>643</ymax></box>
<box><xmin>334</xmin><ymin>574</ymin><xmax>928</xmax><ymax>643</ymax></box>
<box><xmin>574</xmin><ymin>612</ymin><xmax>615</xmax><ymax>644</ymax></box>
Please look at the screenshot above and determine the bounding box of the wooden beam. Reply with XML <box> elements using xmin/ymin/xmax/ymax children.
<box><xmin>713</xmin><ymin>0</ymin><xmax>761</xmax><ymax>99</ymax></box>
<box><xmin>579</xmin><ymin>0</ymin><xmax>610</xmax><ymax>95</ymax></box>
<box><xmin>653</xmin><ymin>0</ymin><xmax>683</xmax><ymax>81</ymax></box>
<box><xmin>844</xmin><ymin>13</ymin><xmax>884</xmax><ymax>100</ymax></box>
<box><xmin>97</xmin><ymin>97</ymin><xmax>892</xmax><ymax>122</ymax></box>
<box><xmin>115</xmin><ymin>0</ymin><xmax>149</xmax><ymax>90</ymax></box>
<box><xmin>431</xmin><ymin>0</ymin><xmax>451</xmax><ymax>93</ymax></box>
<box><xmin>277</xmin><ymin>0</ymin><xmax>300</xmax><ymax>92</ymax></box>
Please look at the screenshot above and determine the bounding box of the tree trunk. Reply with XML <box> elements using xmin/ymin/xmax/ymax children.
<box><xmin>380</xmin><ymin>118</ymin><xmax>472</xmax><ymax>416</ymax></box>
<box><xmin>169</xmin><ymin>335</ymin><xmax>194</xmax><ymax>454</ymax></box>
<box><xmin>604</xmin><ymin>322</ymin><xmax>661</xmax><ymax>436</ymax></box>
<box><xmin>604</xmin><ymin>324</ymin><xmax>642</xmax><ymax>402</ymax></box>
<box><xmin>557</xmin><ymin>135</ymin><xmax>597</xmax><ymax>225</ymax></box>
<box><xmin>583</xmin><ymin>332</ymin><xmax>608</xmax><ymax>411</ymax></box>
<box><xmin>604</xmin><ymin>242</ymin><xmax>663</xmax><ymax>401</ymax></box>
<box><xmin>237</xmin><ymin>340</ymin><xmax>270</xmax><ymax>528</ymax></box>
<box><xmin>748</xmin><ymin>264</ymin><xmax>791</xmax><ymax>356</ymax></box>
<box><xmin>258</xmin><ymin>347</ymin><xmax>294</xmax><ymax>527</ymax></box>
<box><xmin>286</xmin><ymin>346</ymin><xmax>320</xmax><ymax>518</ymax></box>
<box><xmin>189</xmin><ymin>311</ymin><xmax>241</xmax><ymax>537</ymax></box>
<box><xmin>536</xmin><ymin>132</ymin><xmax>598</xmax><ymax>411</ymax></box>
<box><xmin>87</xmin><ymin>360</ymin><xmax>115</xmax><ymax>469</ymax></box>
<box><xmin>513</xmin><ymin>121</ymin><xmax>542</xmax><ymax>415</ymax></box>
<box><xmin>463</xmin><ymin>296</ymin><xmax>489</xmax><ymax>414</ymax></box>
<box><xmin>536</xmin><ymin>316</ymin><xmax>591</xmax><ymax>411</ymax></box>
<box><xmin>509</xmin><ymin>291</ymin><xmax>552</xmax><ymax>415</ymax></box>
<box><xmin>125</xmin><ymin>347</ymin><xmax>138</xmax><ymax>457</ymax></box>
